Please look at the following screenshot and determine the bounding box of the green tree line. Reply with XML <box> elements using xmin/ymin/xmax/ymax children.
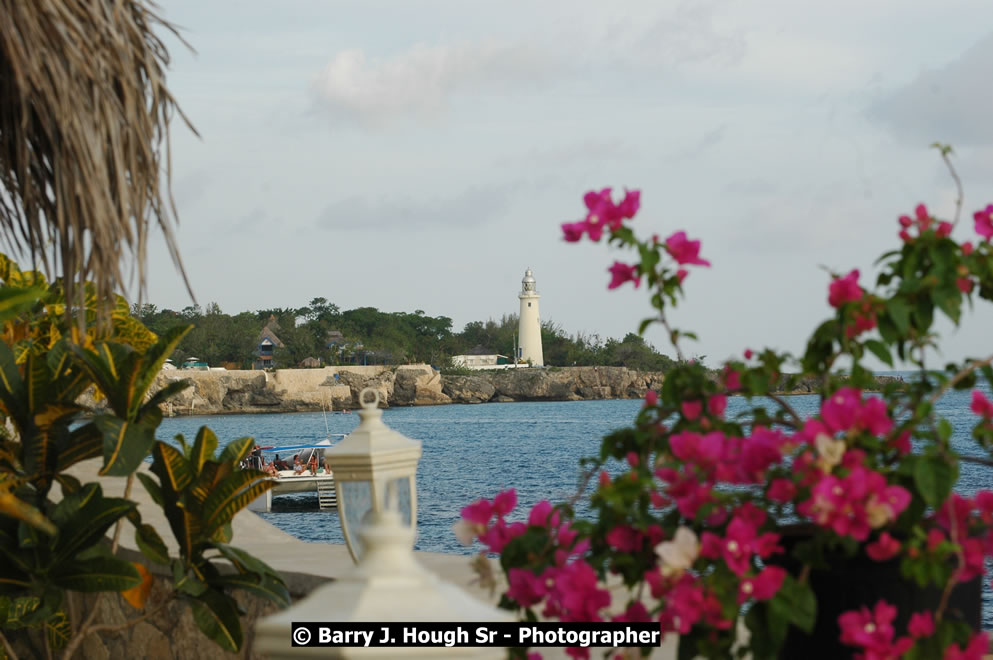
<box><xmin>130</xmin><ymin>298</ymin><xmax>677</xmax><ymax>371</ymax></box>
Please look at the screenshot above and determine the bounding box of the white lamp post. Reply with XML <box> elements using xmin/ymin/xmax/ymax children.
<box><xmin>326</xmin><ymin>388</ymin><xmax>422</xmax><ymax>562</ymax></box>
<box><xmin>254</xmin><ymin>501</ymin><xmax>511</xmax><ymax>658</ymax></box>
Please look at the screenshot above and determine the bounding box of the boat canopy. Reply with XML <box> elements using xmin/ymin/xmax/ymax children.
<box><xmin>260</xmin><ymin>437</ymin><xmax>344</xmax><ymax>453</ymax></box>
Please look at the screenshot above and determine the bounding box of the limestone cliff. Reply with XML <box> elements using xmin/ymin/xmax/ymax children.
<box><xmin>143</xmin><ymin>365</ymin><xmax>662</xmax><ymax>416</ymax></box>
<box><xmin>91</xmin><ymin>364</ymin><xmax>902</xmax><ymax>417</ymax></box>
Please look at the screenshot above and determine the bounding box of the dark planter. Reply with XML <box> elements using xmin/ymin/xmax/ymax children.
<box><xmin>772</xmin><ymin>528</ymin><xmax>981</xmax><ymax>659</ymax></box>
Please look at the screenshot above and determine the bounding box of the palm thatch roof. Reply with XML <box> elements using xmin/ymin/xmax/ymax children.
<box><xmin>0</xmin><ymin>0</ymin><xmax>194</xmax><ymax>308</ymax></box>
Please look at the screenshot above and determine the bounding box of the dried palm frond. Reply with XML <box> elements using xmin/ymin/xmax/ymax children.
<box><xmin>0</xmin><ymin>0</ymin><xmax>195</xmax><ymax>316</ymax></box>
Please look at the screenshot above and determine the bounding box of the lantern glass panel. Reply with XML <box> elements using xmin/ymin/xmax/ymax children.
<box><xmin>341</xmin><ymin>480</ymin><xmax>372</xmax><ymax>558</ymax></box>
<box><xmin>387</xmin><ymin>476</ymin><xmax>413</xmax><ymax>527</ymax></box>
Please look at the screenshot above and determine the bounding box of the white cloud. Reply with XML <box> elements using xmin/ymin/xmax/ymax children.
<box><xmin>315</xmin><ymin>184</ymin><xmax>518</xmax><ymax>231</ymax></box>
<box><xmin>869</xmin><ymin>32</ymin><xmax>993</xmax><ymax>146</ymax></box>
<box><xmin>312</xmin><ymin>40</ymin><xmax>561</xmax><ymax>126</ymax></box>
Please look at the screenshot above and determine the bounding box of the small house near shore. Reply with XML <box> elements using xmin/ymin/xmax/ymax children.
<box><xmin>254</xmin><ymin>316</ymin><xmax>285</xmax><ymax>370</ymax></box>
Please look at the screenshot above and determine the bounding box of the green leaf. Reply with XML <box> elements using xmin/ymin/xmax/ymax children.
<box><xmin>933</xmin><ymin>286</ymin><xmax>962</xmax><ymax>324</ymax></box>
<box><xmin>4</xmin><ymin>596</ymin><xmax>41</xmax><ymax>629</ymax></box>
<box><xmin>46</xmin><ymin>610</ymin><xmax>71</xmax><ymax>650</ymax></box>
<box><xmin>135</xmin><ymin>524</ymin><xmax>170</xmax><ymax>565</ymax></box>
<box><xmin>886</xmin><ymin>298</ymin><xmax>911</xmax><ymax>335</ymax></box>
<box><xmin>191</xmin><ymin>589</ymin><xmax>243</xmax><ymax>652</ymax></box>
<box><xmin>210</xmin><ymin>572</ymin><xmax>290</xmax><ymax>608</ymax></box>
<box><xmin>51</xmin><ymin>557</ymin><xmax>141</xmax><ymax>592</ymax></box>
<box><xmin>92</xmin><ymin>414</ymin><xmax>158</xmax><ymax>476</ymax></box>
<box><xmin>771</xmin><ymin>575</ymin><xmax>816</xmax><ymax>634</ymax></box>
<box><xmin>863</xmin><ymin>339</ymin><xmax>893</xmax><ymax>367</ymax></box>
<box><xmin>131</xmin><ymin>326</ymin><xmax>192</xmax><ymax>409</ymax></box>
<box><xmin>51</xmin><ymin>485</ymin><xmax>136</xmax><ymax>562</ymax></box>
<box><xmin>914</xmin><ymin>455</ymin><xmax>956</xmax><ymax>508</ymax></box>
<box><xmin>200</xmin><ymin>472</ymin><xmax>274</xmax><ymax>535</ymax></box>
<box><xmin>189</xmin><ymin>426</ymin><xmax>219</xmax><ymax>475</ymax></box>
<box><xmin>218</xmin><ymin>436</ymin><xmax>255</xmax><ymax>466</ymax></box>
<box><xmin>0</xmin><ymin>286</ymin><xmax>44</xmax><ymax>324</ymax></box>
<box><xmin>213</xmin><ymin>543</ymin><xmax>279</xmax><ymax>579</ymax></box>
<box><xmin>142</xmin><ymin>379</ymin><xmax>191</xmax><ymax>413</ymax></box>
<box><xmin>55</xmin><ymin>422</ymin><xmax>103</xmax><ymax>471</ymax></box>
<box><xmin>136</xmin><ymin>472</ymin><xmax>164</xmax><ymax>507</ymax></box>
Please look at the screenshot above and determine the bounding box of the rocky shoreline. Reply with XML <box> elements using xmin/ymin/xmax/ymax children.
<box><xmin>143</xmin><ymin>365</ymin><xmax>663</xmax><ymax>416</ymax></box>
<box><xmin>132</xmin><ymin>365</ymin><xmax>903</xmax><ymax>417</ymax></box>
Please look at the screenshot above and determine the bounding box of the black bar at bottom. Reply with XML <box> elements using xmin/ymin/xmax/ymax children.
<box><xmin>289</xmin><ymin>621</ymin><xmax>662</xmax><ymax>648</ymax></box>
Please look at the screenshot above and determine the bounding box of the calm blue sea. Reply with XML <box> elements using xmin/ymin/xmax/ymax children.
<box><xmin>157</xmin><ymin>381</ymin><xmax>993</xmax><ymax>626</ymax></box>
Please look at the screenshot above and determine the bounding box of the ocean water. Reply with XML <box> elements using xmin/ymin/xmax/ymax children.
<box><xmin>158</xmin><ymin>384</ymin><xmax>993</xmax><ymax>626</ymax></box>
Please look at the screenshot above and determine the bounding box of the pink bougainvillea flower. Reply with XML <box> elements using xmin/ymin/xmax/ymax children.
<box><xmin>507</xmin><ymin>567</ymin><xmax>549</xmax><ymax>607</ymax></box>
<box><xmin>970</xmin><ymin>390</ymin><xmax>993</xmax><ymax>418</ymax></box>
<box><xmin>944</xmin><ymin>632</ymin><xmax>989</xmax><ymax>660</ymax></box>
<box><xmin>828</xmin><ymin>269</ymin><xmax>863</xmax><ymax>308</ymax></box>
<box><xmin>821</xmin><ymin>387</ymin><xmax>861</xmax><ymax>432</ymax></box>
<box><xmin>607</xmin><ymin>261</ymin><xmax>640</xmax><ymax>290</ymax></box>
<box><xmin>958</xmin><ymin>277</ymin><xmax>974</xmax><ymax>293</ymax></box>
<box><xmin>492</xmin><ymin>489</ymin><xmax>517</xmax><ymax>516</ymax></box>
<box><xmin>866</xmin><ymin>532</ymin><xmax>901</xmax><ymax>561</ymax></box>
<box><xmin>612</xmin><ymin>601</ymin><xmax>650</xmax><ymax>624</ymax></box>
<box><xmin>561</xmin><ymin>221</ymin><xmax>586</xmax><ymax>242</ymax></box>
<box><xmin>676</xmin><ymin>268</ymin><xmax>689</xmax><ymax>284</ymax></box>
<box><xmin>681</xmin><ymin>400</ymin><xmax>703</xmax><ymax>421</ymax></box>
<box><xmin>838</xmin><ymin>600</ymin><xmax>913</xmax><ymax>659</ymax></box>
<box><xmin>461</xmin><ymin>498</ymin><xmax>494</xmax><ymax>525</ymax></box>
<box><xmin>962</xmin><ymin>241</ymin><xmax>974</xmax><ymax>255</ymax></box>
<box><xmin>723</xmin><ymin>366</ymin><xmax>741</xmax><ymax>390</ymax></box>
<box><xmin>478</xmin><ymin>519</ymin><xmax>526</xmax><ymax>553</ymax></box>
<box><xmin>768</xmin><ymin>478</ymin><xmax>796</xmax><ymax>503</ymax></box>
<box><xmin>606</xmin><ymin>524</ymin><xmax>643</xmax><ymax>552</ymax></box>
<box><xmin>737</xmin><ymin>566</ymin><xmax>786</xmax><ymax>604</ymax></box>
<box><xmin>707</xmin><ymin>394</ymin><xmax>727</xmax><ymax>418</ymax></box>
<box><xmin>665</xmin><ymin>231</ymin><xmax>711</xmax><ymax>266</ymax></box>
<box><xmin>899</xmin><ymin>229</ymin><xmax>913</xmax><ymax>242</ymax></box>
<box><xmin>907</xmin><ymin>611</ymin><xmax>934</xmax><ymax>638</ymax></box>
<box><xmin>889</xmin><ymin>431</ymin><xmax>911</xmax><ymax>455</ymax></box>
<box><xmin>617</xmin><ymin>189</ymin><xmax>641</xmax><ymax>220</ymax></box>
<box><xmin>644</xmin><ymin>390</ymin><xmax>658</xmax><ymax>407</ymax></box>
<box><xmin>547</xmin><ymin>559</ymin><xmax>611</xmax><ymax>622</ymax></box>
<box><xmin>528</xmin><ymin>500</ymin><xmax>556</xmax><ymax>527</ymax></box>
<box><xmin>973</xmin><ymin>204</ymin><xmax>993</xmax><ymax>241</ymax></box>
<box><xmin>856</xmin><ymin>397</ymin><xmax>893</xmax><ymax>436</ymax></box>
<box><xmin>937</xmin><ymin>220</ymin><xmax>954</xmax><ymax>237</ymax></box>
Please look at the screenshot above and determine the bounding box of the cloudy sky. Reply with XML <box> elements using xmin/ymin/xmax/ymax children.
<box><xmin>146</xmin><ymin>0</ymin><xmax>993</xmax><ymax>367</ymax></box>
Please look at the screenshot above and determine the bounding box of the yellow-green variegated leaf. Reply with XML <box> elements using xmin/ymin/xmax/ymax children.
<box><xmin>191</xmin><ymin>590</ymin><xmax>243</xmax><ymax>652</ymax></box>
<box><xmin>189</xmin><ymin>426</ymin><xmax>219</xmax><ymax>475</ymax></box>
<box><xmin>46</xmin><ymin>611</ymin><xmax>71</xmax><ymax>650</ymax></box>
<box><xmin>0</xmin><ymin>491</ymin><xmax>55</xmax><ymax>535</ymax></box>
<box><xmin>92</xmin><ymin>415</ymin><xmax>158</xmax><ymax>476</ymax></box>
<box><xmin>201</xmin><ymin>472</ymin><xmax>274</xmax><ymax>536</ymax></box>
<box><xmin>111</xmin><ymin>296</ymin><xmax>157</xmax><ymax>351</ymax></box>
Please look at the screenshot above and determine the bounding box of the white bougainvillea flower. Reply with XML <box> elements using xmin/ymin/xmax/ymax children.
<box><xmin>655</xmin><ymin>526</ymin><xmax>700</xmax><ymax>576</ymax></box>
<box><xmin>815</xmin><ymin>432</ymin><xmax>846</xmax><ymax>472</ymax></box>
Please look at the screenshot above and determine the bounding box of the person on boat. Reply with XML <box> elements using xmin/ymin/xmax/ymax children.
<box><xmin>273</xmin><ymin>454</ymin><xmax>290</xmax><ymax>471</ymax></box>
<box><xmin>264</xmin><ymin>461</ymin><xmax>279</xmax><ymax>476</ymax></box>
<box><xmin>292</xmin><ymin>454</ymin><xmax>305</xmax><ymax>475</ymax></box>
<box><xmin>308</xmin><ymin>453</ymin><xmax>319</xmax><ymax>475</ymax></box>
<box><xmin>323</xmin><ymin>457</ymin><xmax>332</xmax><ymax>475</ymax></box>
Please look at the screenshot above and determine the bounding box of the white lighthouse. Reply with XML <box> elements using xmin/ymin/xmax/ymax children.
<box><xmin>518</xmin><ymin>268</ymin><xmax>544</xmax><ymax>367</ymax></box>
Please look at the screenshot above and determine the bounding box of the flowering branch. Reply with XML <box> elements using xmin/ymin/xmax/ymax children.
<box><xmin>461</xmin><ymin>170</ymin><xmax>993</xmax><ymax>660</ymax></box>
